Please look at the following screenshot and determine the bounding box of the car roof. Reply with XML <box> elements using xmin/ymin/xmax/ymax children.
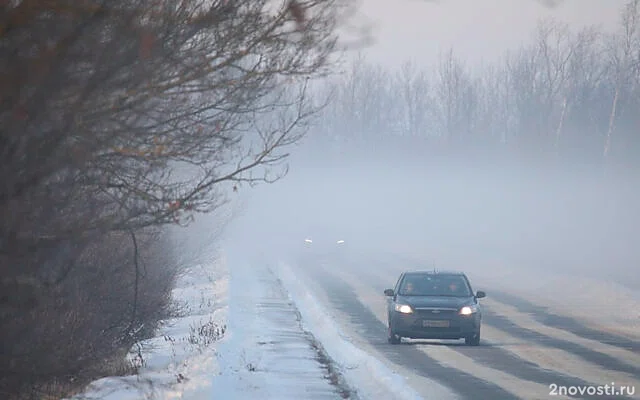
<box><xmin>402</xmin><ymin>270</ymin><xmax>466</xmax><ymax>276</ymax></box>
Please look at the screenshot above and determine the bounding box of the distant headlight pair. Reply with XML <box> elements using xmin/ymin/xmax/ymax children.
<box><xmin>303</xmin><ymin>238</ymin><xmax>345</xmax><ymax>244</ymax></box>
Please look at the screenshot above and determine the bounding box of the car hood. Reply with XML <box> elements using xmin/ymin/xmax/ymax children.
<box><xmin>396</xmin><ymin>295</ymin><xmax>473</xmax><ymax>309</ymax></box>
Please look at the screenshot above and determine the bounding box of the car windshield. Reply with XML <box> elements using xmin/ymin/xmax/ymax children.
<box><xmin>399</xmin><ymin>274</ymin><xmax>472</xmax><ymax>297</ymax></box>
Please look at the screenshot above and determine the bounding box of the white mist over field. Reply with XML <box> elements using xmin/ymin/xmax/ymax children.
<box><xmin>229</xmin><ymin>138</ymin><xmax>640</xmax><ymax>291</ymax></box>
<box><xmin>218</xmin><ymin>0</ymin><xmax>640</xmax><ymax>297</ymax></box>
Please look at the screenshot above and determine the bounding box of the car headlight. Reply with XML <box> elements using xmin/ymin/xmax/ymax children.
<box><xmin>459</xmin><ymin>305</ymin><xmax>478</xmax><ymax>315</ymax></box>
<box><xmin>304</xmin><ymin>239</ymin><xmax>312</xmax><ymax>244</ymax></box>
<box><xmin>394</xmin><ymin>304</ymin><xmax>413</xmax><ymax>314</ymax></box>
<box><xmin>336</xmin><ymin>240</ymin><xmax>345</xmax><ymax>244</ymax></box>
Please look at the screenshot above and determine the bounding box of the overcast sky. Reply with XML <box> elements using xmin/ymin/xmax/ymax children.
<box><xmin>349</xmin><ymin>0</ymin><xmax>629</xmax><ymax>69</ymax></box>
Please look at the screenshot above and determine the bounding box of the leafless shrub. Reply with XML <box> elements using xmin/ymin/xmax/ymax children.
<box><xmin>187</xmin><ymin>318</ymin><xmax>226</xmax><ymax>353</ymax></box>
<box><xmin>0</xmin><ymin>228</ymin><xmax>178</xmax><ymax>399</ymax></box>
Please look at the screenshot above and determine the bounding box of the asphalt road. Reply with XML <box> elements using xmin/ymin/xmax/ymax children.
<box><xmin>290</xmin><ymin>250</ymin><xmax>640</xmax><ymax>400</ymax></box>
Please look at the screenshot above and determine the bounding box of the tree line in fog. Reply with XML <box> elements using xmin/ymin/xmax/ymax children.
<box><xmin>314</xmin><ymin>0</ymin><xmax>640</xmax><ymax>166</ymax></box>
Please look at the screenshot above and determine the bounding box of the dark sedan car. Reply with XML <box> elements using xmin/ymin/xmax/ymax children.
<box><xmin>384</xmin><ymin>270</ymin><xmax>486</xmax><ymax>345</ymax></box>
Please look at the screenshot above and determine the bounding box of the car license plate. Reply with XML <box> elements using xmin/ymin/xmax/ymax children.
<box><xmin>423</xmin><ymin>320</ymin><xmax>450</xmax><ymax>328</ymax></box>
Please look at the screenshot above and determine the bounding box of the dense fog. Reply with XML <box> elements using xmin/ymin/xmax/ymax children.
<box><xmin>227</xmin><ymin>2</ymin><xmax>640</xmax><ymax>291</ymax></box>
<box><xmin>8</xmin><ymin>1</ymin><xmax>640</xmax><ymax>397</ymax></box>
<box><xmin>229</xmin><ymin>138</ymin><xmax>639</xmax><ymax>290</ymax></box>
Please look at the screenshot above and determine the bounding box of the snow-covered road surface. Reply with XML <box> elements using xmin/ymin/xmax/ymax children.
<box><xmin>66</xmin><ymin>245</ymin><xmax>640</xmax><ymax>400</ymax></box>
<box><xmin>212</xmin><ymin>253</ymin><xmax>351</xmax><ymax>399</ymax></box>
<box><xmin>275</xmin><ymin>261</ymin><xmax>450</xmax><ymax>400</ymax></box>
<box><xmin>284</xmin><ymin>250</ymin><xmax>639</xmax><ymax>400</ymax></box>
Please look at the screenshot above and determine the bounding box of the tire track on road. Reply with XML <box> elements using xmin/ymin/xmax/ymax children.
<box><xmin>354</xmin><ymin>254</ymin><xmax>640</xmax><ymax>375</ymax></box>
<box><xmin>301</xmin><ymin>260</ymin><xmax>520</xmax><ymax>400</ymax></box>
<box><xmin>319</xmin><ymin>260</ymin><xmax>604</xmax><ymax>398</ymax></box>
<box><xmin>314</xmin><ymin>253</ymin><xmax>638</xmax><ymax>399</ymax></box>
<box><xmin>487</xmin><ymin>290</ymin><xmax>640</xmax><ymax>352</ymax></box>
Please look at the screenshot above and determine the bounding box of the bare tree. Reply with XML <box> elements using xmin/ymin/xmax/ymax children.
<box><xmin>555</xmin><ymin>27</ymin><xmax>606</xmax><ymax>158</ymax></box>
<box><xmin>313</xmin><ymin>52</ymin><xmax>402</xmax><ymax>155</ymax></box>
<box><xmin>471</xmin><ymin>62</ymin><xmax>512</xmax><ymax>147</ymax></box>
<box><xmin>433</xmin><ymin>48</ymin><xmax>477</xmax><ymax>147</ymax></box>
<box><xmin>603</xmin><ymin>0</ymin><xmax>640</xmax><ymax>159</ymax></box>
<box><xmin>503</xmin><ymin>19</ymin><xmax>580</xmax><ymax>156</ymax></box>
<box><xmin>0</xmin><ymin>0</ymin><xmax>347</xmax><ymax>277</ymax></box>
<box><xmin>338</xmin><ymin>53</ymin><xmax>399</xmax><ymax>141</ymax></box>
<box><xmin>0</xmin><ymin>0</ymin><xmax>351</xmax><ymax>396</ymax></box>
<box><xmin>395</xmin><ymin>60</ymin><xmax>432</xmax><ymax>138</ymax></box>
<box><xmin>357</xmin><ymin>62</ymin><xmax>400</xmax><ymax>142</ymax></box>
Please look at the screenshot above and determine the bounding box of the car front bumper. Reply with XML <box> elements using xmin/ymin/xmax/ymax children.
<box><xmin>390</xmin><ymin>308</ymin><xmax>481</xmax><ymax>339</ymax></box>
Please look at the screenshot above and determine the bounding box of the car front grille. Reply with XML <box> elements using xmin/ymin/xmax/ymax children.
<box><xmin>414</xmin><ymin>307</ymin><xmax>458</xmax><ymax>317</ymax></box>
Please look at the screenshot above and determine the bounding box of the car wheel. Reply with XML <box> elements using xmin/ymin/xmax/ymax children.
<box><xmin>465</xmin><ymin>331</ymin><xmax>480</xmax><ymax>346</ymax></box>
<box><xmin>388</xmin><ymin>325</ymin><xmax>401</xmax><ymax>344</ymax></box>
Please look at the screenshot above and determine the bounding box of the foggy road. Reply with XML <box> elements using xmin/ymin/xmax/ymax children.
<box><xmin>289</xmin><ymin>251</ymin><xmax>640</xmax><ymax>400</ymax></box>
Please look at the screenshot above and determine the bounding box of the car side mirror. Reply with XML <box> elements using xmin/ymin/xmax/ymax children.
<box><xmin>384</xmin><ymin>289</ymin><xmax>394</xmax><ymax>296</ymax></box>
<box><xmin>475</xmin><ymin>291</ymin><xmax>486</xmax><ymax>299</ymax></box>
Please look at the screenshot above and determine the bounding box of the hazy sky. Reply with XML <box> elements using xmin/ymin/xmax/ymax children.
<box><xmin>350</xmin><ymin>0</ymin><xmax>629</xmax><ymax>68</ymax></box>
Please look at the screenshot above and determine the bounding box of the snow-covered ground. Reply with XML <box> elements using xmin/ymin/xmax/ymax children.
<box><xmin>210</xmin><ymin>253</ymin><xmax>350</xmax><ymax>399</ymax></box>
<box><xmin>66</xmin><ymin>257</ymin><xmax>229</xmax><ymax>400</ymax></box>
<box><xmin>64</xmin><ymin>240</ymin><xmax>640</xmax><ymax>400</ymax></box>
<box><xmin>67</xmin><ymin>245</ymin><xmax>438</xmax><ymax>400</ymax></box>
